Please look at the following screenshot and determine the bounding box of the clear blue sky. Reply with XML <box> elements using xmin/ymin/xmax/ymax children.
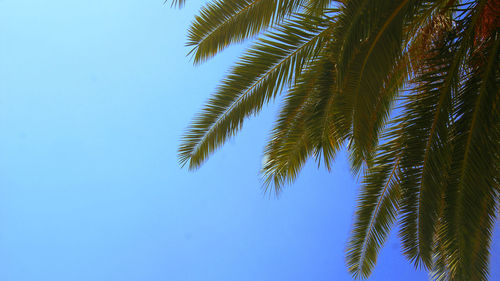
<box><xmin>0</xmin><ymin>1</ymin><xmax>498</xmax><ymax>280</ymax></box>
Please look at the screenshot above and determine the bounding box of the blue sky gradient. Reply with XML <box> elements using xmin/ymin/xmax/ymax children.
<box><xmin>0</xmin><ymin>1</ymin><xmax>498</xmax><ymax>280</ymax></box>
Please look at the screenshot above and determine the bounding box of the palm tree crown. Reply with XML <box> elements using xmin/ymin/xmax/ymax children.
<box><xmin>176</xmin><ymin>0</ymin><xmax>500</xmax><ymax>280</ymax></box>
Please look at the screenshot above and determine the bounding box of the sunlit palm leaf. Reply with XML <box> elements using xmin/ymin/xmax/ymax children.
<box><xmin>262</xmin><ymin>50</ymin><xmax>343</xmax><ymax>190</ymax></box>
<box><xmin>398</xmin><ymin>38</ymin><xmax>457</xmax><ymax>269</ymax></box>
<box><xmin>187</xmin><ymin>0</ymin><xmax>305</xmax><ymax>63</ymax></box>
<box><xmin>397</xmin><ymin>3</ymin><xmax>485</xmax><ymax>267</ymax></box>
<box><xmin>179</xmin><ymin>14</ymin><xmax>333</xmax><ymax>169</ymax></box>
<box><xmin>261</xmin><ymin>67</ymin><xmax>320</xmax><ymax>190</ymax></box>
<box><xmin>335</xmin><ymin>0</ymin><xmax>427</xmax><ymax>169</ymax></box>
<box><xmin>346</xmin><ymin>120</ymin><xmax>403</xmax><ymax>279</ymax></box>
<box><xmin>303</xmin><ymin>50</ymin><xmax>345</xmax><ymax>170</ymax></box>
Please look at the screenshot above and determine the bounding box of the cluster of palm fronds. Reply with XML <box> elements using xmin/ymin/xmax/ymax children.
<box><xmin>175</xmin><ymin>0</ymin><xmax>499</xmax><ymax>280</ymax></box>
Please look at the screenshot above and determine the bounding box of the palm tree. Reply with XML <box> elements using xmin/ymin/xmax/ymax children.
<box><xmin>174</xmin><ymin>0</ymin><xmax>499</xmax><ymax>280</ymax></box>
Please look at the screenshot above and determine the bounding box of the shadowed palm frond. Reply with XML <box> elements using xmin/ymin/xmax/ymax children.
<box><xmin>346</xmin><ymin>120</ymin><xmax>403</xmax><ymax>279</ymax></box>
<box><xmin>261</xmin><ymin>49</ymin><xmax>338</xmax><ymax>190</ymax></box>
<box><xmin>179</xmin><ymin>14</ymin><xmax>334</xmax><ymax>169</ymax></box>
<box><xmin>176</xmin><ymin>0</ymin><xmax>500</xmax><ymax>279</ymax></box>
<box><xmin>303</xmin><ymin>0</ymin><xmax>339</xmax><ymax>16</ymax></box>
<box><xmin>399</xmin><ymin>44</ymin><xmax>458</xmax><ymax>270</ymax></box>
<box><xmin>261</xmin><ymin>73</ymin><xmax>319</xmax><ymax>191</ymax></box>
<box><xmin>398</xmin><ymin>1</ymin><xmax>494</xmax><ymax>271</ymax></box>
<box><xmin>334</xmin><ymin>0</ymin><xmax>431</xmax><ymax>170</ymax></box>
<box><xmin>187</xmin><ymin>0</ymin><xmax>306</xmax><ymax>63</ymax></box>
<box><xmin>441</xmin><ymin>22</ymin><xmax>500</xmax><ymax>280</ymax></box>
<box><xmin>306</xmin><ymin>56</ymin><xmax>346</xmax><ymax>171</ymax></box>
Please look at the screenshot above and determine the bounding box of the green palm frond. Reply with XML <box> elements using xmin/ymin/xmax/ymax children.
<box><xmin>179</xmin><ymin>14</ymin><xmax>334</xmax><ymax>169</ymax></box>
<box><xmin>177</xmin><ymin>0</ymin><xmax>500</xmax><ymax>279</ymax></box>
<box><xmin>262</xmin><ymin>50</ymin><xmax>342</xmax><ymax>191</ymax></box>
<box><xmin>303</xmin><ymin>0</ymin><xmax>338</xmax><ymax>16</ymax></box>
<box><xmin>335</xmin><ymin>0</ymin><xmax>427</xmax><ymax>169</ymax></box>
<box><xmin>397</xmin><ymin>4</ymin><xmax>483</xmax><ymax>266</ymax></box>
<box><xmin>346</xmin><ymin>50</ymin><xmax>411</xmax><ymax>176</ymax></box>
<box><xmin>187</xmin><ymin>0</ymin><xmax>305</xmax><ymax>63</ymax></box>
<box><xmin>307</xmin><ymin>63</ymin><xmax>346</xmax><ymax>170</ymax></box>
<box><xmin>348</xmin><ymin>0</ymin><xmax>410</xmax><ymax>162</ymax></box>
<box><xmin>443</xmin><ymin>25</ymin><xmax>500</xmax><ymax>280</ymax></box>
<box><xmin>303</xmin><ymin>49</ymin><xmax>345</xmax><ymax>170</ymax></box>
<box><xmin>398</xmin><ymin>1</ymin><xmax>498</xmax><ymax>275</ymax></box>
<box><xmin>431</xmin><ymin>221</ymin><xmax>451</xmax><ymax>281</ymax></box>
<box><xmin>261</xmin><ymin>68</ymin><xmax>320</xmax><ymax>191</ymax></box>
<box><xmin>346</xmin><ymin>121</ymin><xmax>403</xmax><ymax>280</ymax></box>
<box><xmin>398</xmin><ymin>38</ymin><xmax>457</xmax><ymax>269</ymax></box>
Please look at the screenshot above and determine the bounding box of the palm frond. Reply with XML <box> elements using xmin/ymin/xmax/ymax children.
<box><xmin>303</xmin><ymin>0</ymin><xmax>339</xmax><ymax>16</ymax></box>
<box><xmin>177</xmin><ymin>0</ymin><xmax>500</xmax><ymax>279</ymax></box>
<box><xmin>399</xmin><ymin>0</ymin><xmax>495</xmax><ymax>270</ymax></box>
<box><xmin>347</xmin><ymin>50</ymin><xmax>411</xmax><ymax>175</ymax></box>
<box><xmin>398</xmin><ymin>40</ymin><xmax>457</xmax><ymax>269</ymax></box>
<box><xmin>187</xmin><ymin>0</ymin><xmax>305</xmax><ymax>63</ymax></box>
<box><xmin>261</xmin><ymin>73</ymin><xmax>318</xmax><ymax>191</ymax></box>
<box><xmin>336</xmin><ymin>0</ymin><xmax>427</xmax><ymax>169</ymax></box>
<box><xmin>305</xmin><ymin>51</ymin><xmax>346</xmax><ymax>170</ymax></box>
<box><xmin>430</xmin><ymin>221</ymin><xmax>452</xmax><ymax>281</ymax></box>
<box><xmin>346</xmin><ymin>119</ymin><xmax>403</xmax><ymax>279</ymax></box>
<box><xmin>443</xmin><ymin>25</ymin><xmax>500</xmax><ymax>280</ymax></box>
<box><xmin>261</xmin><ymin>50</ymin><xmax>338</xmax><ymax>191</ymax></box>
<box><xmin>179</xmin><ymin>14</ymin><xmax>334</xmax><ymax>169</ymax></box>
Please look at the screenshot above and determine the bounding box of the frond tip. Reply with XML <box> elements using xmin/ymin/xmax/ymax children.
<box><xmin>169</xmin><ymin>0</ymin><xmax>186</xmax><ymax>8</ymax></box>
<box><xmin>346</xmin><ymin>125</ymin><xmax>402</xmax><ymax>279</ymax></box>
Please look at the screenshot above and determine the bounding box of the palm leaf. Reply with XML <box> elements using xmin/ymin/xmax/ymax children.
<box><xmin>187</xmin><ymin>0</ymin><xmax>304</xmax><ymax>63</ymax></box>
<box><xmin>262</xmin><ymin>51</ymin><xmax>337</xmax><ymax>191</ymax></box>
<box><xmin>261</xmin><ymin>73</ymin><xmax>318</xmax><ymax>191</ymax></box>
<box><xmin>443</xmin><ymin>23</ymin><xmax>500</xmax><ymax>280</ymax></box>
<box><xmin>179</xmin><ymin>14</ymin><xmax>334</xmax><ymax>169</ymax></box>
<box><xmin>336</xmin><ymin>0</ymin><xmax>429</xmax><ymax>169</ymax></box>
<box><xmin>176</xmin><ymin>1</ymin><xmax>500</xmax><ymax>279</ymax></box>
<box><xmin>346</xmin><ymin>120</ymin><xmax>403</xmax><ymax>280</ymax></box>
<box><xmin>305</xmin><ymin>50</ymin><xmax>346</xmax><ymax>170</ymax></box>
<box><xmin>303</xmin><ymin>0</ymin><xmax>338</xmax><ymax>16</ymax></box>
<box><xmin>398</xmin><ymin>0</ymin><xmax>496</xmax><ymax>272</ymax></box>
<box><xmin>398</xmin><ymin>41</ymin><xmax>457</xmax><ymax>269</ymax></box>
<box><xmin>397</xmin><ymin>4</ymin><xmax>480</xmax><ymax>267</ymax></box>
